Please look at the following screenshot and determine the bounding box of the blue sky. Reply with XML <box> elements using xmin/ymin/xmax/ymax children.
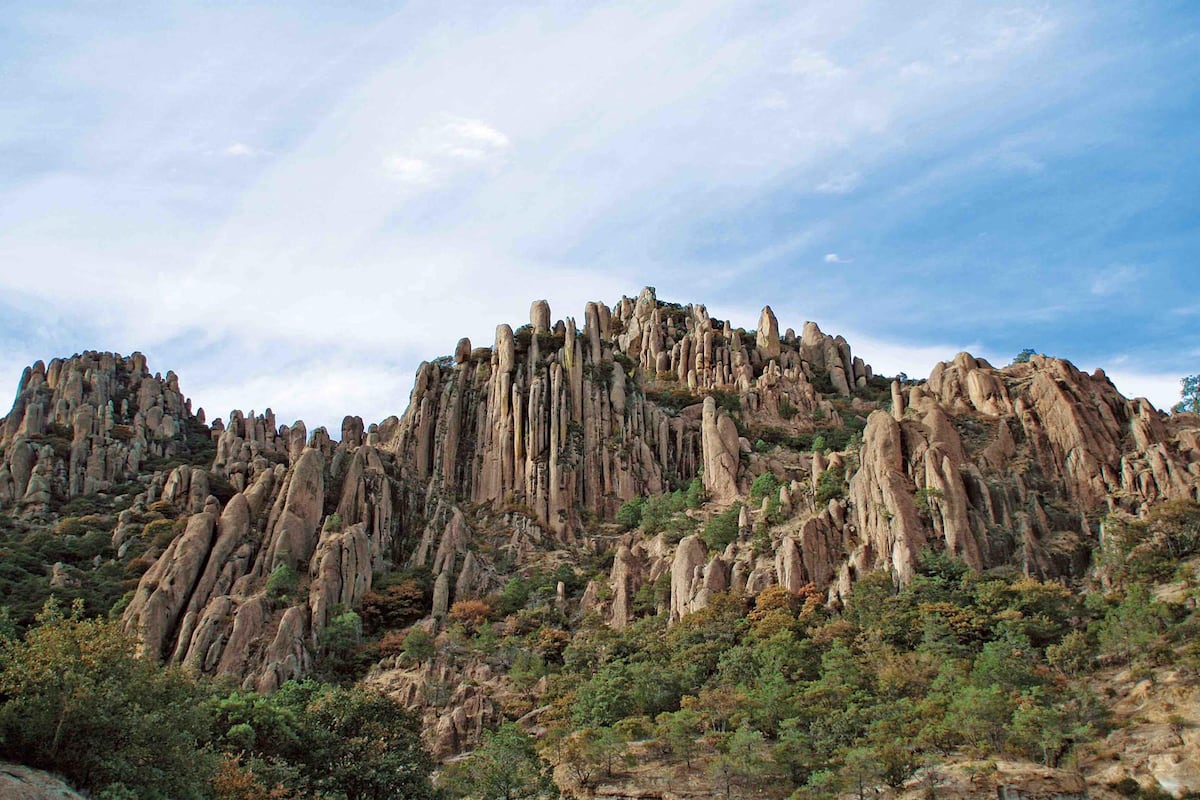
<box><xmin>1</xmin><ymin>1</ymin><xmax>1197</xmax><ymax>432</ymax></box>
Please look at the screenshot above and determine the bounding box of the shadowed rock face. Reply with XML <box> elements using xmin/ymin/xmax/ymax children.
<box><xmin>3</xmin><ymin>289</ymin><xmax>1199</xmax><ymax>757</ymax></box>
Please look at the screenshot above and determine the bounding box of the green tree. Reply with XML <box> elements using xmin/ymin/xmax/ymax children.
<box><xmin>615</xmin><ymin>498</ymin><xmax>645</xmax><ymax>531</ymax></box>
<box><xmin>316</xmin><ymin>610</ymin><xmax>365</xmax><ymax>681</ymax></box>
<box><xmin>1093</xmin><ymin>584</ymin><xmax>1169</xmax><ymax>665</ymax></box>
<box><xmin>1012</xmin><ymin>348</ymin><xmax>1038</xmax><ymax>364</ymax></box>
<box><xmin>653</xmin><ymin>708</ymin><xmax>701</xmax><ymax>766</ymax></box>
<box><xmin>702</xmin><ymin>504</ymin><xmax>742</xmax><ymax>551</ymax></box>
<box><xmin>301</xmin><ymin>683</ymin><xmax>436</xmax><ymax>800</ymax></box>
<box><xmin>1174</xmin><ymin>374</ymin><xmax>1200</xmax><ymax>414</ymax></box>
<box><xmin>0</xmin><ymin>599</ymin><xmax>216</xmax><ymax>799</ymax></box>
<box><xmin>265</xmin><ymin>564</ymin><xmax>299</xmax><ymax>599</ymax></box>
<box><xmin>442</xmin><ymin>722</ymin><xmax>556</xmax><ymax>800</ymax></box>
<box><xmin>401</xmin><ymin>628</ymin><xmax>436</xmax><ymax>665</ymax></box>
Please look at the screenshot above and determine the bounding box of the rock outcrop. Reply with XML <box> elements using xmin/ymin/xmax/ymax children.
<box><xmin>0</xmin><ymin>352</ymin><xmax>199</xmax><ymax>511</ymax></box>
<box><xmin>4</xmin><ymin>288</ymin><xmax>1199</xmax><ymax>763</ymax></box>
<box><xmin>0</xmin><ymin>762</ymin><xmax>88</xmax><ymax>800</ymax></box>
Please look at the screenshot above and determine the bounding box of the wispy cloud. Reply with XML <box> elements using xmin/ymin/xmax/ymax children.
<box><xmin>0</xmin><ymin>2</ymin><xmax>1195</xmax><ymax>430</ymax></box>
<box><xmin>384</xmin><ymin>156</ymin><xmax>434</xmax><ymax>185</ymax></box>
<box><xmin>815</xmin><ymin>172</ymin><xmax>861</xmax><ymax>194</ymax></box>
<box><xmin>224</xmin><ymin>142</ymin><xmax>269</xmax><ymax>158</ymax></box>
<box><xmin>438</xmin><ymin>117</ymin><xmax>511</xmax><ymax>160</ymax></box>
<box><xmin>1090</xmin><ymin>265</ymin><xmax>1142</xmax><ymax>296</ymax></box>
<box><xmin>788</xmin><ymin>49</ymin><xmax>844</xmax><ymax>80</ymax></box>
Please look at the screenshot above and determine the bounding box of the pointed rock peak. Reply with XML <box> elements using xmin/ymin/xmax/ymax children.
<box><xmin>757</xmin><ymin>306</ymin><xmax>781</xmax><ymax>359</ymax></box>
<box><xmin>530</xmin><ymin>300</ymin><xmax>551</xmax><ymax>334</ymax></box>
<box><xmin>635</xmin><ymin>286</ymin><xmax>657</xmax><ymax>320</ymax></box>
<box><xmin>454</xmin><ymin>337</ymin><xmax>472</xmax><ymax>364</ymax></box>
<box><xmin>495</xmin><ymin>324</ymin><xmax>516</xmax><ymax>373</ymax></box>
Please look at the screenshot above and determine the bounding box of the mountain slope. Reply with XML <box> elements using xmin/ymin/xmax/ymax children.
<box><xmin>2</xmin><ymin>287</ymin><xmax>1199</xmax><ymax>796</ymax></box>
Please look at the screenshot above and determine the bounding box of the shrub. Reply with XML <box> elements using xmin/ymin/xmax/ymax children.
<box><xmin>400</xmin><ymin>629</ymin><xmax>435</xmax><ymax>664</ymax></box>
<box><xmin>360</xmin><ymin>580</ymin><xmax>429</xmax><ymax>633</ymax></box>
<box><xmin>616</xmin><ymin>498</ymin><xmax>645</xmax><ymax>531</ymax></box>
<box><xmin>703</xmin><ymin>504</ymin><xmax>742</xmax><ymax>552</ymax></box>
<box><xmin>449</xmin><ymin>600</ymin><xmax>493</xmax><ymax>633</ymax></box>
<box><xmin>815</xmin><ymin>466</ymin><xmax>846</xmax><ymax>505</ymax></box>
<box><xmin>750</xmin><ymin>473</ymin><xmax>781</xmax><ymax>503</ymax></box>
<box><xmin>494</xmin><ymin>577</ymin><xmax>531</xmax><ymax>617</ymax></box>
<box><xmin>143</xmin><ymin>518</ymin><xmax>178</xmax><ymax>549</ymax></box>
<box><xmin>266</xmin><ymin>564</ymin><xmax>299</xmax><ymax>599</ymax></box>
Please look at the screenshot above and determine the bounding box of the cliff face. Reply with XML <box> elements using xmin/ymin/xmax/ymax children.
<box><xmin>0</xmin><ymin>352</ymin><xmax>198</xmax><ymax>511</ymax></box>
<box><xmin>2</xmin><ymin>288</ymin><xmax>1199</xmax><ymax>737</ymax></box>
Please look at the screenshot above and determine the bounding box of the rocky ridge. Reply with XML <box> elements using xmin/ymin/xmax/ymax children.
<box><xmin>2</xmin><ymin>288</ymin><xmax>1199</xmax><ymax>762</ymax></box>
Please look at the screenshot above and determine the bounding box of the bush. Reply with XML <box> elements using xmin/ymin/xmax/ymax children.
<box><xmin>703</xmin><ymin>504</ymin><xmax>742</xmax><ymax>552</ymax></box>
<box><xmin>616</xmin><ymin>497</ymin><xmax>645</xmax><ymax>531</ymax></box>
<box><xmin>360</xmin><ymin>580</ymin><xmax>429</xmax><ymax>633</ymax></box>
<box><xmin>750</xmin><ymin>473</ymin><xmax>781</xmax><ymax>503</ymax></box>
<box><xmin>449</xmin><ymin>600</ymin><xmax>493</xmax><ymax>633</ymax></box>
<box><xmin>815</xmin><ymin>466</ymin><xmax>846</xmax><ymax>505</ymax></box>
<box><xmin>143</xmin><ymin>518</ymin><xmax>178</xmax><ymax>549</ymax></box>
<box><xmin>640</xmin><ymin>492</ymin><xmax>687</xmax><ymax>534</ymax></box>
<box><xmin>266</xmin><ymin>564</ymin><xmax>299</xmax><ymax>599</ymax></box>
<box><xmin>494</xmin><ymin>577</ymin><xmax>531</xmax><ymax>617</ymax></box>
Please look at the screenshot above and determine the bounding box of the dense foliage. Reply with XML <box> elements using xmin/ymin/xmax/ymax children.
<box><xmin>430</xmin><ymin>504</ymin><xmax>1200</xmax><ymax>800</ymax></box>
<box><xmin>0</xmin><ymin>600</ymin><xmax>435</xmax><ymax>800</ymax></box>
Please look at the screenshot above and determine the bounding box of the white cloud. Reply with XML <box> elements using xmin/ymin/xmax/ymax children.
<box><xmin>0</xmin><ymin>1</ymin><xmax>1114</xmax><ymax>431</ymax></box>
<box><xmin>224</xmin><ymin>142</ymin><xmax>266</xmax><ymax>158</ymax></box>
<box><xmin>442</xmin><ymin>118</ymin><xmax>510</xmax><ymax>149</ymax></box>
<box><xmin>1101</xmin><ymin>369</ymin><xmax>1182</xmax><ymax>412</ymax></box>
<box><xmin>823</xmin><ymin>253</ymin><xmax>852</xmax><ymax>264</ymax></box>
<box><xmin>755</xmin><ymin>91</ymin><xmax>789</xmax><ymax>111</ymax></box>
<box><xmin>788</xmin><ymin>49</ymin><xmax>844</xmax><ymax>80</ymax></box>
<box><xmin>816</xmin><ymin>172</ymin><xmax>861</xmax><ymax>194</ymax></box>
<box><xmin>384</xmin><ymin>156</ymin><xmax>434</xmax><ymax>184</ymax></box>
<box><xmin>1090</xmin><ymin>265</ymin><xmax>1141</xmax><ymax>296</ymax></box>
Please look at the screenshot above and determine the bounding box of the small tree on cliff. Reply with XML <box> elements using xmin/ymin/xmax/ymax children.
<box><xmin>1174</xmin><ymin>374</ymin><xmax>1200</xmax><ymax>414</ymax></box>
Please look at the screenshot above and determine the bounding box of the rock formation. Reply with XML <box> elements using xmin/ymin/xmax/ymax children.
<box><xmin>2</xmin><ymin>288</ymin><xmax>1199</xmax><ymax>759</ymax></box>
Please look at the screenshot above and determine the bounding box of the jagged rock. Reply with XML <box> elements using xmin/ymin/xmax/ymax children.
<box><xmin>309</xmin><ymin>521</ymin><xmax>371</xmax><ymax>635</ymax></box>
<box><xmin>702</xmin><ymin>396</ymin><xmax>740</xmax><ymax>504</ymax></box>
<box><xmin>850</xmin><ymin>411</ymin><xmax>924</xmax><ymax>584</ymax></box>
<box><xmin>670</xmin><ymin>535</ymin><xmax>708</xmax><ymax>622</ymax></box>
<box><xmin>6</xmin><ymin>288</ymin><xmax>1198</xmax><ymax>730</ymax></box>
<box><xmin>124</xmin><ymin>497</ymin><xmax>221</xmax><ymax>659</ymax></box>
<box><xmin>609</xmin><ymin>544</ymin><xmax>644</xmax><ymax>629</ymax></box>
<box><xmin>454</xmin><ymin>337</ymin><xmax>472</xmax><ymax>365</ymax></box>
<box><xmin>265</xmin><ymin>448</ymin><xmax>325</xmax><ymax>570</ymax></box>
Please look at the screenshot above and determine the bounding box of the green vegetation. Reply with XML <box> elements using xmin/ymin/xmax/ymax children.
<box><xmin>754</xmin><ymin>417</ymin><xmax>867</xmax><ymax>454</ymax></box>
<box><xmin>0</xmin><ymin>514</ymin><xmax>139</xmax><ymax>630</ymax></box>
<box><xmin>441</xmin><ymin>722</ymin><xmax>556</xmax><ymax>800</ymax></box>
<box><xmin>1174</xmin><ymin>374</ymin><xmax>1200</xmax><ymax>414</ymax></box>
<box><xmin>615</xmin><ymin>487</ymin><xmax>701</xmax><ymax>544</ymax></box>
<box><xmin>0</xmin><ymin>599</ymin><xmax>436</xmax><ymax>800</ymax></box>
<box><xmin>702</xmin><ymin>504</ymin><xmax>743</xmax><ymax>552</ymax></box>
<box><xmin>507</xmin><ymin>525</ymin><xmax>1200</xmax><ymax>800</ymax></box>
<box><xmin>814</xmin><ymin>465</ymin><xmax>846</xmax><ymax>505</ymax></box>
<box><xmin>1013</xmin><ymin>348</ymin><xmax>1039</xmax><ymax>364</ymax></box>
<box><xmin>265</xmin><ymin>563</ymin><xmax>299</xmax><ymax>600</ymax></box>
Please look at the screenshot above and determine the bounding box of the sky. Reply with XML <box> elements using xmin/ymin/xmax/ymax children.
<box><xmin>1</xmin><ymin>1</ymin><xmax>1198</xmax><ymax>433</ymax></box>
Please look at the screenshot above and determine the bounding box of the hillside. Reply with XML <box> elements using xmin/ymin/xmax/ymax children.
<box><xmin>2</xmin><ymin>287</ymin><xmax>1199</xmax><ymax>799</ymax></box>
